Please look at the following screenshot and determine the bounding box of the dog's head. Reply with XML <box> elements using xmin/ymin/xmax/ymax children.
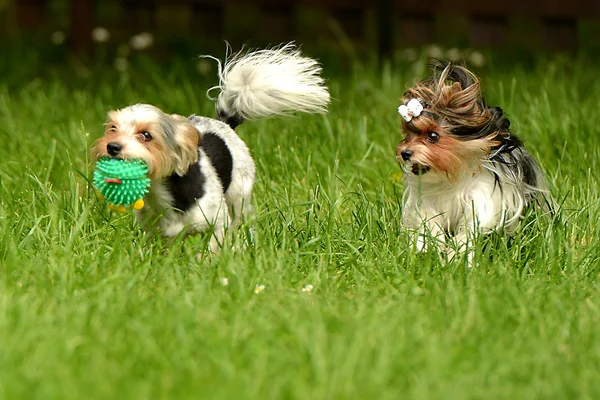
<box><xmin>396</xmin><ymin>63</ymin><xmax>516</xmax><ymax>183</ymax></box>
<box><xmin>93</xmin><ymin>104</ymin><xmax>199</xmax><ymax>180</ymax></box>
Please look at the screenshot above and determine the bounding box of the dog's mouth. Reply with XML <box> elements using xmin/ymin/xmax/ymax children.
<box><xmin>101</xmin><ymin>154</ymin><xmax>127</xmax><ymax>161</ymax></box>
<box><xmin>411</xmin><ymin>163</ymin><xmax>430</xmax><ymax>175</ymax></box>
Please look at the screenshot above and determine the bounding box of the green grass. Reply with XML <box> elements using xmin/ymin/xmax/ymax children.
<box><xmin>1</xmin><ymin>50</ymin><xmax>600</xmax><ymax>399</ymax></box>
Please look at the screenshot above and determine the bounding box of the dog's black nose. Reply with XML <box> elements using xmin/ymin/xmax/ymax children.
<box><xmin>107</xmin><ymin>142</ymin><xmax>122</xmax><ymax>156</ymax></box>
<box><xmin>400</xmin><ymin>149</ymin><xmax>413</xmax><ymax>161</ymax></box>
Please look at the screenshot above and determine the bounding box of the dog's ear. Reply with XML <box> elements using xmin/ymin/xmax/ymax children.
<box><xmin>170</xmin><ymin>113</ymin><xmax>187</xmax><ymax>121</ymax></box>
<box><xmin>172</xmin><ymin>118</ymin><xmax>200</xmax><ymax>176</ymax></box>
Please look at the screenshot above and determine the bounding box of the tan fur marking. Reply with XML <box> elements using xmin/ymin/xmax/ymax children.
<box><xmin>171</xmin><ymin>118</ymin><xmax>200</xmax><ymax>176</ymax></box>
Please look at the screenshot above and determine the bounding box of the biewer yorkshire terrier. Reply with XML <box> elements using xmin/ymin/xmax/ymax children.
<box><xmin>396</xmin><ymin>62</ymin><xmax>552</xmax><ymax>257</ymax></box>
<box><xmin>93</xmin><ymin>44</ymin><xmax>329</xmax><ymax>251</ymax></box>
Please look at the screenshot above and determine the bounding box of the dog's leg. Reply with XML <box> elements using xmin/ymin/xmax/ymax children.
<box><xmin>209</xmin><ymin>223</ymin><xmax>227</xmax><ymax>253</ymax></box>
<box><xmin>417</xmin><ymin>216</ymin><xmax>446</xmax><ymax>252</ymax></box>
<box><xmin>448</xmin><ymin>194</ymin><xmax>505</xmax><ymax>266</ymax></box>
<box><xmin>448</xmin><ymin>196</ymin><xmax>494</xmax><ymax>266</ymax></box>
<box><xmin>187</xmin><ymin>194</ymin><xmax>231</xmax><ymax>257</ymax></box>
<box><xmin>225</xmin><ymin>175</ymin><xmax>253</xmax><ymax>227</ymax></box>
<box><xmin>447</xmin><ymin>226</ymin><xmax>476</xmax><ymax>266</ymax></box>
<box><xmin>404</xmin><ymin>207</ymin><xmax>446</xmax><ymax>253</ymax></box>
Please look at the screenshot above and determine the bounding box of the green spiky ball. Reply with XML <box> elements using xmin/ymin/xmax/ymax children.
<box><xmin>94</xmin><ymin>158</ymin><xmax>150</xmax><ymax>210</ymax></box>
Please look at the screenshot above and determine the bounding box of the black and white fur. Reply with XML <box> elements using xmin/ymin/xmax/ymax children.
<box><xmin>396</xmin><ymin>63</ymin><xmax>552</xmax><ymax>259</ymax></box>
<box><xmin>136</xmin><ymin>115</ymin><xmax>257</xmax><ymax>249</ymax></box>
<box><xmin>96</xmin><ymin>44</ymin><xmax>330</xmax><ymax>252</ymax></box>
<box><xmin>401</xmin><ymin>145</ymin><xmax>551</xmax><ymax>253</ymax></box>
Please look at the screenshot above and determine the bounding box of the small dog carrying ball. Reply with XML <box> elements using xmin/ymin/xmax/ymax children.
<box><xmin>395</xmin><ymin>62</ymin><xmax>553</xmax><ymax>258</ymax></box>
<box><xmin>93</xmin><ymin>43</ymin><xmax>330</xmax><ymax>251</ymax></box>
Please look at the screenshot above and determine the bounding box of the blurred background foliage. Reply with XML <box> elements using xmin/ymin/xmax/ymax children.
<box><xmin>1</xmin><ymin>0</ymin><xmax>600</xmax><ymax>78</ymax></box>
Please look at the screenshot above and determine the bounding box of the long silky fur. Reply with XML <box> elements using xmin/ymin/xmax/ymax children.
<box><xmin>96</xmin><ymin>43</ymin><xmax>330</xmax><ymax>254</ymax></box>
<box><xmin>205</xmin><ymin>42</ymin><xmax>330</xmax><ymax>128</ymax></box>
<box><xmin>399</xmin><ymin>62</ymin><xmax>553</xmax><ymax>249</ymax></box>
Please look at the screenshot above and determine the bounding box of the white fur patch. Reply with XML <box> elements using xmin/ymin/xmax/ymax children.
<box><xmin>107</xmin><ymin>43</ymin><xmax>331</xmax><ymax>253</ymax></box>
<box><xmin>207</xmin><ymin>42</ymin><xmax>330</xmax><ymax>120</ymax></box>
<box><xmin>402</xmin><ymin>154</ymin><xmax>550</xmax><ymax>258</ymax></box>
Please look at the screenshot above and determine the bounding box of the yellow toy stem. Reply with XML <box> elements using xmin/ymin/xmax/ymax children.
<box><xmin>108</xmin><ymin>204</ymin><xmax>127</xmax><ymax>213</ymax></box>
<box><xmin>133</xmin><ymin>199</ymin><xmax>145</xmax><ymax>210</ymax></box>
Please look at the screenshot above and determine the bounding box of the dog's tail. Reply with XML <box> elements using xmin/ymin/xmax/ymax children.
<box><xmin>206</xmin><ymin>43</ymin><xmax>330</xmax><ymax>129</ymax></box>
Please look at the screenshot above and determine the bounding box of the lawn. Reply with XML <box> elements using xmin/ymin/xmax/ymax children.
<box><xmin>0</xmin><ymin>47</ymin><xmax>599</xmax><ymax>399</ymax></box>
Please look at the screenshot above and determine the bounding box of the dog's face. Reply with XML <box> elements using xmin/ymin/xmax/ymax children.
<box><xmin>396</xmin><ymin>64</ymin><xmax>510</xmax><ymax>183</ymax></box>
<box><xmin>396</xmin><ymin>112</ymin><xmax>493</xmax><ymax>182</ymax></box>
<box><xmin>93</xmin><ymin>104</ymin><xmax>199</xmax><ymax>180</ymax></box>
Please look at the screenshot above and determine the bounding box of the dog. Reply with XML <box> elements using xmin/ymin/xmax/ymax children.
<box><xmin>395</xmin><ymin>62</ymin><xmax>552</xmax><ymax>258</ymax></box>
<box><xmin>93</xmin><ymin>43</ymin><xmax>330</xmax><ymax>251</ymax></box>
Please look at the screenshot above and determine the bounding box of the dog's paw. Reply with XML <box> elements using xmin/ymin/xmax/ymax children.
<box><xmin>445</xmin><ymin>244</ymin><xmax>476</xmax><ymax>268</ymax></box>
<box><xmin>416</xmin><ymin>234</ymin><xmax>427</xmax><ymax>252</ymax></box>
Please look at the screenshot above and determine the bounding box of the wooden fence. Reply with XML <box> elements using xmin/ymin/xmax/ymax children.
<box><xmin>11</xmin><ymin>0</ymin><xmax>600</xmax><ymax>54</ymax></box>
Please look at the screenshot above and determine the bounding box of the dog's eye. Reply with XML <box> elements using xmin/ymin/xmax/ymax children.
<box><xmin>427</xmin><ymin>131</ymin><xmax>440</xmax><ymax>143</ymax></box>
<box><xmin>140</xmin><ymin>131</ymin><xmax>153</xmax><ymax>142</ymax></box>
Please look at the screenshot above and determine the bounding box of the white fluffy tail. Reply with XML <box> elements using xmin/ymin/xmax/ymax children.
<box><xmin>206</xmin><ymin>43</ymin><xmax>330</xmax><ymax>127</ymax></box>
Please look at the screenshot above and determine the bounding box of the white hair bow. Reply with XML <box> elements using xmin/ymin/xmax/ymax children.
<box><xmin>398</xmin><ymin>98</ymin><xmax>423</xmax><ymax>122</ymax></box>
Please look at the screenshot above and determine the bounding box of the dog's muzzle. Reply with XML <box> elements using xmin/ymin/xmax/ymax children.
<box><xmin>411</xmin><ymin>163</ymin><xmax>430</xmax><ymax>175</ymax></box>
<box><xmin>400</xmin><ymin>149</ymin><xmax>413</xmax><ymax>161</ymax></box>
<box><xmin>107</xmin><ymin>142</ymin><xmax>122</xmax><ymax>156</ymax></box>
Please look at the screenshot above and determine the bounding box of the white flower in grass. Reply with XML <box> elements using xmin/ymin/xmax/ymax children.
<box><xmin>114</xmin><ymin>57</ymin><xmax>128</xmax><ymax>72</ymax></box>
<box><xmin>411</xmin><ymin>287</ymin><xmax>425</xmax><ymax>296</ymax></box>
<box><xmin>91</xmin><ymin>27</ymin><xmax>110</xmax><ymax>43</ymax></box>
<box><xmin>130</xmin><ymin>32</ymin><xmax>154</xmax><ymax>50</ymax></box>
<box><xmin>254</xmin><ymin>284</ymin><xmax>265</xmax><ymax>294</ymax></box>
<box><xmin>50</xmin><ymin>31</ymin><xmax>65</xmax><ymax>45</ymax></box>
<box><xmin>301</xmin><ymin>284</ymin><xmax>313</xmax><ymax>293</ymax></box>
<box><xmin>219</xmin><ymin>277</ymin><xmax>229</xmax><ymax>286</ymax></box>
<box><xmin>469</xmin><ymin>51</ymin><xmax>486</xmax><ymax>67</ymax></box>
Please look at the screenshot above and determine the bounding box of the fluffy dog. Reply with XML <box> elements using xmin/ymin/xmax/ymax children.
<box><xmin>93</xmin><ymin>44</ymin><xmax>330</xmax><ymax>251</ymax></box>
<box><xmin>395</xmin><ymin>62</ymin><xmax>552</xmax><ymax>257</ymax></box>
